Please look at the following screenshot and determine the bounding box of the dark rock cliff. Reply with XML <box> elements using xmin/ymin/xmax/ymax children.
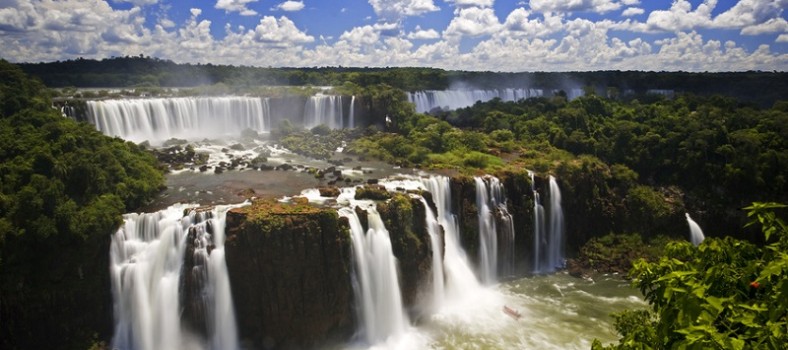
<box><xmin>497</xmin><ymin>171</ymin><xmax>535</xmax><ymax>274</ymax></box>
<box><xmin>224</xmin><ymin>199</ymin><xmax>354</xmax><ymax>349</ymax></box>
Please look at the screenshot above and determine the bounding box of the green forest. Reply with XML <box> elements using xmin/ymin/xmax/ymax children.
<box><xmin>0</xmin><ymin>60</ymin><xmax>164</xmax><ymax>349</ymax></box>
<box><xmin>0</xmin><ymin>57</ymin><xmax>786</xmax><ymax>349</ymax></box>
<box><xmin>20</xmin><ymin>56</ymin><xmax>788</xmax><ymax>106</ymax></box>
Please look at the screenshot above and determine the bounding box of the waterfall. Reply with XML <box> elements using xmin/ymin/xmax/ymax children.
<box><xmin>530</xmin><ymin>171</ymin><xmax>545</xmax><ymax>273</ymax></box>
<box><xmin>86</xmin><ymin>97</ymin><xmax>271</xmax><ymax>144</ymax></box>
<box><xmin>420</xmin><ymin>176</ymin><xmax>481</xmax><ymax>299</ymax></box>
<box><xmin>406</xmin><ymin>88</ymin><xmax>591</xmax><ymax>113</ymax></box>
<box><xmin>407</xmin><ymin>89</ymin><xmax>542</xmax><ymax>113</ymax></box>
<box><xmin>474</xmin><ymin>176</ymin><xmax>516</xmax><ymax>282</ymax></box>
<box><xmin>339</xmin><ymin>206</ymin><xmax>408</xmax><ymax>344</ymax></box>
<box><xmin>110</xmin><ymin>203</ymin><xmax>247</xmax><ymax>350</ymax></box>
<box><xmin>530</xmin><ymin>173</ymin><xmax>564</xmax><ymax>273</ymax></box>
<box><xmin>474</xmin><ymin>177</ymin><xmax>498</xmax><ymax>284</ymax></box>
<box><xmin>686</xmin><ymin>213</ymin><xmax>705</xmax><ymax>246</ymax></box>
<box><xmin>491</xmin><ymin>178</ymin><xmax>516</xmax><ymax>278</ymax></box>
<box><xmin>418</xmin><ymin>197</ymin><xmax>445</xmax><ymax>311</ymax></box>
<box><xmin>348</xmin><ymin>95</ymin><xmax>355</xmax><ymax>129</ymax></box>
<box><xmin>303</xmin><ymin>94</ymin><xmax>344</xmax><ymax>129</ymax></box>
<box><xmin>548</xmin><ymin>176</ymin><xmax>565</xmax><ymax>271</ymax></box>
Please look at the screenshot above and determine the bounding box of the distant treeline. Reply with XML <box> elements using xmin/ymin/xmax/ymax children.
<box><xmin>17</xmin><ymin>56</ymin><xmax>788</xmax><ymax>106</ymax></box>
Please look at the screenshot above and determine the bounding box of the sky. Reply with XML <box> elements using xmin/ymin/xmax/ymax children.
<box><xmin>0</xmin><ymin>0</ymin><xmax>786</xmax><ymax>71</ymax></box>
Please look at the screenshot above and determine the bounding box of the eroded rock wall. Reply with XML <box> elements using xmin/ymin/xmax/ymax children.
<box><xmin>224</xmin><ymin>200</ymin><xmax>353</xmax><ymax>349</ymax></box>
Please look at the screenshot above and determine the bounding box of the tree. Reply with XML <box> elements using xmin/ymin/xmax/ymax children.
<box><xmin>594</xmin><ymin>203</ymin><xmax>788</xmax><ymax>350</ymax></box>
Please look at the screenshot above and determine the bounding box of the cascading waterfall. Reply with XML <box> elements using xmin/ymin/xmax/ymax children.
<box><xmin>474</xmin><ymin>177</ymin><xmax>498</xmax><ymax>284</ymax></box>
<box><xmin>548</xmin><ymin>176</ymin><xmax>565</xmax><ymax>270</ymax></box>
<box><xmin>339</xmin><ymin>205</ymin><xmax>409</xmax><ymax>344</ymax></box>
<box><xmin>418</xmin><ymin>197</ymin><xmax>445</xmax><ymax>311</ymax></box>
<box><xmin>530</xmin><ymin>172</ymin><xmax>544</xmax><ymax>273</ymax></box>
<box><xmin>109</xmin><ymin>203</ymin><xmax>246</xmax><ymax>350</ymax></box>
<box><xmin>530</xmin><ymin>173</ymin><xmax>565</xmax><ymax>273</ymax></box>
<box><xmin>490</xmin><ymin>177</ymin><xmax>516</xmax><ymax>278</ymax></box>
<box><xmin>420</xmin><ymin>176</ymin><xmax>482</xmax><ymax>300</ymax></box>
<box><xmin>349</xmin><ymin>95</ymin><xmax>356</xmax><ymax>129</ymax></box>
<box><xmin>87</xmin><ymin>97</ymin><xmax>271</xmax><ymax>144</ymax></box>
<box><xmin>303</xmin><ymin>94</ymin><xmax>344</xmax><ymax>129</ymax></box>
<box><xmin>474</xmin><ymin>176</ymin><xmax>517</xmax><ymax>282</ymax></box>
<box><xmin>686</xmin><ymin>213</ymin><xmax>705</xmax><ymax>246</ymax></box>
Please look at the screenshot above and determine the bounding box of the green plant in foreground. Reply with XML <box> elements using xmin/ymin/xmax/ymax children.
<box><xmin>594</xmin><ymin>202</ymin><xmax>788</xmax><ymax>350</ymax></box>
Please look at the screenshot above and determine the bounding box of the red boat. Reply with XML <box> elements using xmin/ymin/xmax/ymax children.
<box><xmin>503</xmin><ymin>305</ymin><xmax>521</xmax><ymax>320</ymax></box>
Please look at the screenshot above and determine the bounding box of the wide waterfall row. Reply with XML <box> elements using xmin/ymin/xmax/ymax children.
<box><xmin>531</xmin><ymin>174</ymin><xmax>566</xmax><ymax>273</ymax></box>
<box><xmin>408</xmin><ymin>88</ymin><xmax>586</xmax><ymax>113</ymax></box>
<box><xmin>408</xmin><ymin>89</ymin><xmax>542</xmax><ymax>113</ymax></box>
<box><xmin>87</xmin><ymin>97</ymin><xmax>271</xmax><ymax>144</ymax></box>
<box><xmin>110</xmin><ymin>203</ymin><xmax>246</xmax><ymax>350</ymax></box>
<box><xmin>85</xmin><ymin>94</ymin><xmax>357</xmax><ymax>144</ymax></box>
<box><xmin>304</xmin><ymin>94</ymin><xmax>355</xmax><ymax>129</ymax></box>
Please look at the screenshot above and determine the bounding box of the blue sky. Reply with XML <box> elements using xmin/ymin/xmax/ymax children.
<box><xmin>1</xmin><ymin>0</ymin><xmax>786</xmax><ymax>71</ymax></box>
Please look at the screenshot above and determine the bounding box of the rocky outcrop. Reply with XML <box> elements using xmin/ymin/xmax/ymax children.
<box><xmin>224</xmin><ymin>199</ymin><xmax>353</xmax><ymax>349</ymax></box>
<box><xmin>451</xmin><ymin>175</ymin><xmax>480</xmax><ymax>266</ymax></box>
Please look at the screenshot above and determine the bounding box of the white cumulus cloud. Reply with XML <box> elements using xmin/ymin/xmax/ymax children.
<box><xmin>407</xmin><ymin>25</ymin><xmax>440</xmax><ymax>39</ymax></box>
<box><xmin>443</xmin><ymin>6</ymin><xmax>501</xmax><ymax>41</ymax></box>
<box><xmin>368</xmin><ymin>0</ymin><xmax>439</xmax><ymax>21</ymax></box>
<box><xmin>740</xmin><ymin>18</ymin><xmax>788</xmax><ymax>35</ymax></box>
<box><xmin>713</xmin><ymin>0</ymin><xmax>785</xmax><ymax>28</ymax></box>
<box><xmin>529</xmin><ymin>0</ymin><xmax>625</xmax><ymax>14</ymax></box>
<box><xmin>444</xmin><ymin>0</ymin><xmax>495</xmax><ymax>8</ymax></box>
<box><xmin>113</xmin><ymin>0</ymin><xmax>158</xmax><ymax>6</ymax></box>
<box><xmin>215</xmin><ymin>0</ymin><xmax>259</xmax><ymax>16</ymax></box>
<box><xmin>621</xmin><ymin>7</ymin><xmax>644</xmax><ymax>17</ymax></box>
<box><xmin>643</xmin><ymin>0</ymin><xmax>715</xmax><ymax>32</ymax></box>
<box><xmin>272</xmin><ymin>1</ymin><xmax>305</xmax><ymax>12</ymax></box>
<box><xmin>253</xmin><ymin>16</ymin><xmax>314</xmax><ymax>46</ymax></box>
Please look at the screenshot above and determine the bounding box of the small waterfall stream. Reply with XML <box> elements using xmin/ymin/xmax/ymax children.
<box><xmin>475</xmin><ymin>176</ymin><xmax>499</xmax><ymax>284</ymax></box>
<box><xmin>420</xmin><ymin>176</ymin><xmax>482</xmax><ymax>300</ymax></box>
<box><xmin>686</xmin><ymin>213</ymin><xmax>706</xmax><ymax>246</ymax></box>
<box><xmin>548</xmin><ymin>176</ymin><xmax>565</xmax><ymax>271</ymax></box>
<box><xmin>531</xmin><ymin>173</ymin><xmax>565</xmax><ymax>273</ymax></box>
<box><xmin>339</xmin><ymin>205</ymin><xmax>409</xmax><ymax>344</ymax></box>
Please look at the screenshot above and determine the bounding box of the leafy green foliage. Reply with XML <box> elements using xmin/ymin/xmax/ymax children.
<box><xmin>594</xmin><ymin>203</ymin><xmax>788</xmax><ymax>350</ymax></box>
<box><xmin>0</xmin><ymin>60</ymin><xmax>164</xmax><ymax>349</ymax></box>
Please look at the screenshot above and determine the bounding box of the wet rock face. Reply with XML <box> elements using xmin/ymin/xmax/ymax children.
<box><xmin>451</xmin><ymin>176</ymin><xmax>481</xmax><ymax>266</ymax></box>
<box><xmin>224</xmin><ymin>201</ymin><xmax>354</xmax><ymax>349</ymax></box>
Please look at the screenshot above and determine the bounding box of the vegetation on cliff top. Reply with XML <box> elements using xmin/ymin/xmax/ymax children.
<box><xmin>0</xmin><ymin>59</ymin><xmax>164</xmax><ymax>349</ymax></box>
<box><xmin>594</xmin><ymin>203</ymin><xmax>788</xmax><ymax>349</ymax></box>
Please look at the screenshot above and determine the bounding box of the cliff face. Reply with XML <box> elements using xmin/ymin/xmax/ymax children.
<box><xmin>224</xmin><ymin>200</ymin><xmax>354</xmax><ymax>349</ymax></box>
<box><xmin>498</xmin><ymin>171</ymin><xmax>535</xmax><ymax>274</ymax></box>
<box><xmin>451</xmin><ymin>176</ymin><xmax>480</xmax><ymax>266</ymax></box>
<box><xmin>0</xmin><ymin>232</ymin><xmax>113</xmax><ymax>350</ymax></box>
